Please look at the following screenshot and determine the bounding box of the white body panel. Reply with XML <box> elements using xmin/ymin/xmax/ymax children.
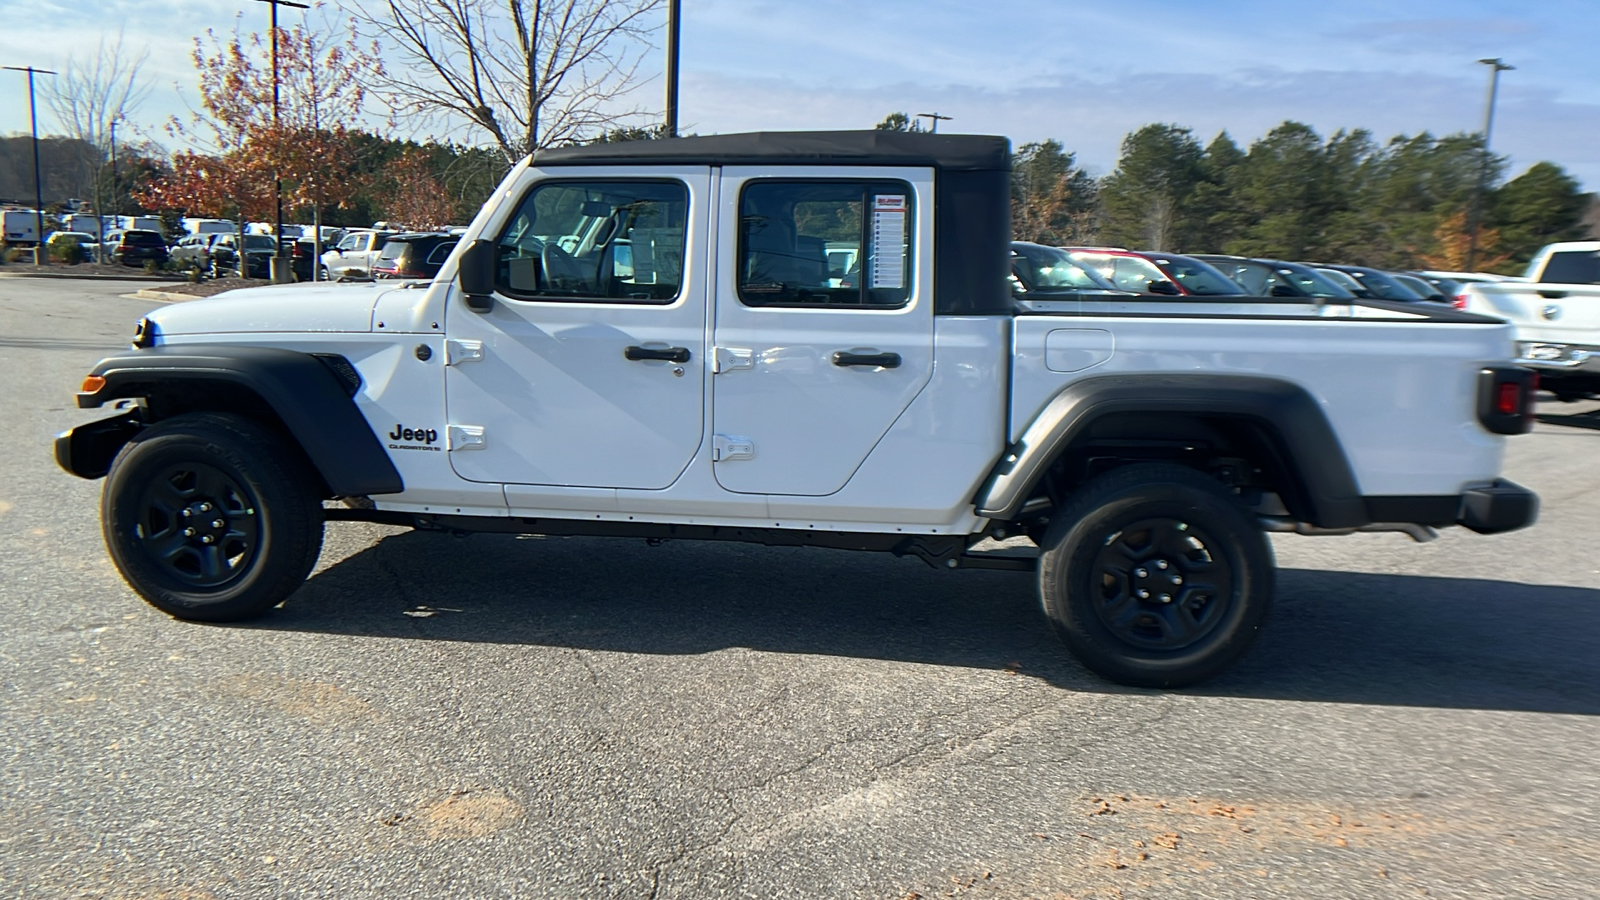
<box><xmin>1010</xmin><ymin>309</ymin><xmax>1514</xmax><ymax>497</ymax></box>
<box><xmin>148</xmin><ymin>282</ymin><xmax>388</xmax><ymax>336</ymax></box>
<box><xmin>709</xmin><ymin>166</ymin><xmax>936</xmax><ymax>496</ymax></box>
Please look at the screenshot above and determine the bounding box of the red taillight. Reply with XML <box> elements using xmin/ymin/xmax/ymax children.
<box><xmin>1453</xmin><ymin>293</ymin><xmax>1469</xmax><ymax>309</ymax></box>
<box><xmin>1496</xmin><ymin>381</ymin><xmax>1520</xmax><ymax>415</ymax></box>
<box><xmin>1477</xmin><ymin>366</ymin><xmax>1537</xmax><ymax>434</ymax></box>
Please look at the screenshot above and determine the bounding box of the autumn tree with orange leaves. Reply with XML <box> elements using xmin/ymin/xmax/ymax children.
<box><xmin>140</xmin><ymin>11</ymin><xmax>384</xmax><ymax>276</ymax></box>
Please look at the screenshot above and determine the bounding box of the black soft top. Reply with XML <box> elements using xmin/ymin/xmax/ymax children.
<box><xmin>532</xmin><ymin>131</ymin><xmax>1010</xmax><ymax>172</ymax></box>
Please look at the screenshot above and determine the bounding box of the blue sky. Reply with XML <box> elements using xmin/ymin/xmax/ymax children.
<box><xmin>3</xmin><ymin>0</ymin><xmax>1597</xmax><ymax>189</ymax></box>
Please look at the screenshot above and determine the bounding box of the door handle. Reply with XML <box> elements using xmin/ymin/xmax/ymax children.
<box><xmin>832</xmin><ymin>350</ymin><xmax>901</xmax><ymax>369</ymax></box>
<box><xmin>624</xmin><ymin>345</ymin><xmax>692</xmax><ymax>363</ymax></box>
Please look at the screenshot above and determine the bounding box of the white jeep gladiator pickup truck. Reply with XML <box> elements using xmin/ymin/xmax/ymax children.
<box><xmin>1462</xmin><ymin>241</ymin><xmax>1600</xmax><ymax>400</ymax></box>
<box><xmin>56</xmin><ymin>132</ymin><xmax>1539</xmax><ymax>687</ymax></box>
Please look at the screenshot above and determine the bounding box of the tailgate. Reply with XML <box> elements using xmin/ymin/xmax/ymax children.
<box><xmin>1464</xmin><ymin>283</ymin><xmax>1600</xmax><ymax>345</ymax></box>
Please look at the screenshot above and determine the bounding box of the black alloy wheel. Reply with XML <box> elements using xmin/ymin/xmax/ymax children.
<box><xmin>1087</xmin><ymin>516</ymin><xmax>1233</xmax><ymax>652</ymax></box>
<box><xmin>1038</xmin><ymin>463</ymin><xmax>1273</xmax><ymax>688</ymax></box>
<box><xmin>134</xmin><ymin>462</ymin><xmax>262</xmax><ymax>589</ymax></box>
<box><xmin>102</xmin><ymin>413</ymin><xmax>324</xmax><ymax>622</ymax></box>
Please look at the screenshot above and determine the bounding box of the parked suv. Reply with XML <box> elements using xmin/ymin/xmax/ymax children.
<box><xmin>371</xmin><ymin>233</ymin><xmax>459</xmax><ymax>279</ymax></box>
<box><xmin>169</xmin><ymin>234</ymin><xmax>219</xmax><ymax>271</ymax></box>
<box><xmin>208</xmin><ymin>234</ymin><xmax>277</xmax><ymax>279</ymax></box>
<box><xmin>108</xmin><ymin>229</ymin><xmax>169</xmax><ymax>267</ymax></box>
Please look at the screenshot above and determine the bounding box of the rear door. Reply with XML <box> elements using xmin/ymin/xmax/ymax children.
<box><xmin>709</xmin><ymin>167</ymin><xmax>934</xmax><ymax>496</ymax></box>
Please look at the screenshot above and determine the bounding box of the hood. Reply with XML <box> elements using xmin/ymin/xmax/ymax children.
<box><xmin>148</xmin><ymin>281</ymin><xmax>396</xmax><ymax>336</ymax></box>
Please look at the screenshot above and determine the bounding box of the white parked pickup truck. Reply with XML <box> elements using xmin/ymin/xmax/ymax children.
<box><xmin>56</xmin><ymin>132</ymin><xmax>1540</xmax><ymax>687</ymax></box>
<box><xmin>321</xmin><ymin>229</ymin><xmax>396</xmax><ymax>281</ymax></box>
<box><xmin>1461</xmin><ymin>241</ymin><xmax>1600</xmax><ymax>400</ymax></box>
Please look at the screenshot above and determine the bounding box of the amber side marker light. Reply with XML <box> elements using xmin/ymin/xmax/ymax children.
<box><xmin>80</xmin><ymin>375</ymin><xmax>106</xmax><ymax>394</ymax></box>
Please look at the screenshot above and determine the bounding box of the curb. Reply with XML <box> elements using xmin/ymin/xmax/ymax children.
<box><xmin>133</xmin><ymin>288</ymin><xmax>207</xmax><ymax>303</ymax></box>
<box><xmin>0</xmin><ymin>270</ymin><xmax>173</xmax><ymax>282</ymax></box>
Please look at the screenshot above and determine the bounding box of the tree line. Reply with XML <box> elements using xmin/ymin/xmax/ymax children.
<box><xmin>912</xmin><ymin>114</ymin><xmax>1593</xmax><ymax>274</ymax></box>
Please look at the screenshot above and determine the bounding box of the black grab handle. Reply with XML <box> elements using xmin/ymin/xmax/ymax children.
<box><xmin>624</xmin><ymin>345</ymin><xmax>692</xmax><ymax>363</ymax></box>
<box><xmin>832</xmin><ymin>350</ymin><xmax>901</xmax><ymax>369</ymax></box>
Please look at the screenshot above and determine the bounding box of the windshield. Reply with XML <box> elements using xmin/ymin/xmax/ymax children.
<box><xmin>1012</xmin><ymin>244</ymin><xmax>1116</xmax><ymax>291</ymax></box>
<box><xmin>1145</xmin><ymin>255</ymin><xmax>1244</xmax><ymax>295</ymax></box>
<box><xmin>1393</xmin><ymin>274</ymin><xmax>1442</xmax><ymax>299</ymax></box>
<box><xmin>1278</xmin><ymin>265</ymin><xmax>1354</xmax><ymax>298</ymax></box>
<box><xmin>242</xmin><ymin>235</ymin><xmax>277</xmax><ymax>251</ymax></box>
<box><xmin>1069</xmin><ymin>252</ymin><xmax>1172</xmax><ymax>293</ymax></box>
<box><xmin>1316</xmin><ymin>268</ymin><xmax>1366</xmax><ymax>295</ymax></box>
<box><xmin>1346</xmin><ymin>269</ymin><xmax>1422</xmax><ymax>301</ymax></box>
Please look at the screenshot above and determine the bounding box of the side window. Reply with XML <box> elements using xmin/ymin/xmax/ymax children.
<box><xmin>495</xmin><ymin>180</ymin><xmax>688</xmax><ymax>303</ymax></box>
<box><xmin>426</xmin><ymin>241</ymin><xmax>458</xmax><ymax>265</ymax></box>
<box><xmin>1233</xmin><ymin>263</ymin><xmax>1270</xmax><ymax>294</ymax></box>
<box><xmin>1541</xmin><ymin>251</ymin><xmax>1600</xmax><ymax>284</ymax></box>
<box><xmin>337</xmin><ymin>234</ymin><xmax>358</xmax><ymax>251</ymax></box>
<box><xmin>737</xmin><ymin>180</ymin><xmax>912</xmax><ymax>308</ymax></box>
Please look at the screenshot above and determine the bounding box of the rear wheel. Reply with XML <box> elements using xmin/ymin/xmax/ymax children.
<box><xmin>102</xmin><ymin>413</ymin><xmax>324</xmax><ymax>622</ymax></box>
<box><xmin>1037</xmin><ymin>463</ymin><xmax>1273</xmax><ymax>688</ymax></box>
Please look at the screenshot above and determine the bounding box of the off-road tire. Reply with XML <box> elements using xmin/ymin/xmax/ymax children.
<box><xmin>102</xmin><ymin>413</ymin><xmax>324</xmax><ymax>622</ymax></box>
<box><xmin>1037</xmin><ymin>463</ymin><xmax>1273</xmax><ymax>688</ymax></box>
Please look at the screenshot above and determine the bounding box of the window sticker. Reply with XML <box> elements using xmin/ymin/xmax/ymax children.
<box><xmin>870</xmin><ymin>194</ymin><xmax>906</xmax><ymax>290</ymax></box>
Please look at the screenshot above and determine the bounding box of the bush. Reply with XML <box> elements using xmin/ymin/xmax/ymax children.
<box><xmin>1</xmin><ymin>244</ymin><xmax>23</xmax><ymax>264</ymax></box>
<box><xmin>143</xmin><ymin>258</ymin><xmax>161</xmax><ymax>275</ymax></box>
<box><xmin>49</xmin><ymin>240</ymin><xmax>84</xmax><ymax>265</ymax></box>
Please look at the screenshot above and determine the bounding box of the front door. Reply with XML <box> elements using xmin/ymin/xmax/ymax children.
<box><xmin>709</xmin><ymin>167</ymin><xmax>935</xmax><ymax>496</ymax></box>
<box><xmin>444</xmin><ymin>166</ymin><xmax>710</xmax><ymax>490</ymax></box>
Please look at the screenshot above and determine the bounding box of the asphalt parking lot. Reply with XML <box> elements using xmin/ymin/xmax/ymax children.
<box><xmin>2</xmin><ymin>276</ymin><xmax>1597</xmax><ymax>899</ymax></box>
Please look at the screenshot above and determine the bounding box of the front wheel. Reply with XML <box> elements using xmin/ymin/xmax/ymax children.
<box><xmin>1037</xmin><ymin>463</ymin><xmax>1274</xmax><ymax>688</ymax></box>
<box><xmin>101</xmin><ymin>413</ymin><xmax>325</xmax><ymax>622</ymax></box>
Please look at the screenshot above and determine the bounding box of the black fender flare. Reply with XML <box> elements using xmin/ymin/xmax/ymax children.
<box><xmin>69</xmin><ymin>345</ymin><xmax>403</xmax><ymax>496</ymax></box>
<box><xmin>973</xmin><ymin>374</ymin><xmax>1367</xmax><ymax>528</ymax></box>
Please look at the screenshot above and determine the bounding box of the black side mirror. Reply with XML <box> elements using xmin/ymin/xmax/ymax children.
<box><xmin>459</xmin><ymin>239</ymin><xmax>496</xmax><ymax>312</ymax></box>
<box><xmin>1269</xmin><ymin>284</ymin><xmax>1299</xmax><ymax>297</ymax></box>
<box><xmin>1147</xmin><ymin>280</ymin><xmax>1181</xmax><ymax>295</ymax></box>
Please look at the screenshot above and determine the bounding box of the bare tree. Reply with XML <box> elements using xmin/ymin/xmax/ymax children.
<box><xmin>46</xmin><ymin>32</ymin><xmax>150</xmax><ymax>152</ymax></box>
<box><xmin>44</xmin><ymin>32</ymin><xmax>150</xmax><ymax>246</ymax></box>
<box><xmin>344</xmin><ymin>0</ymin><xmax>665</xmax><ymax>163</ymax></box>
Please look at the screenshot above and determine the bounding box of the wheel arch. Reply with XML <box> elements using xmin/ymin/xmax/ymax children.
<box><xmin>66</xmin><ymin>345</ymin><xmax>403</xmax><ymax>497</ymax></box>
<box><xmin>973</xmin><ymin>374</ymin><xmax>1367</xmax><ymax>528</ymax></box>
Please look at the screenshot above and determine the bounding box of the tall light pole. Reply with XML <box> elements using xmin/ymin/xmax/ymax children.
<box><xmin>664</xmin><ymin>0</ymin><xmax>681</xmax><ymax>137</ymax></box>
<box><xmin>1466</xmin><ymin>57</ymin><xmax>1514</xmax><ymax>271</ymax></box>
<box><xmin>4</xmin><ymin>65</ymin><xmax>56</xmax><ymax>265</ymax></box>
<box><xmin>916</xmin><ymin>112</ymin><xmax>952</xmax><ymax>133</ymax></box>
<box><xmin>256</xmin><ymin>0</ymin><xmax>308</xmax><ymax>282</ymax></box>
<box><xmin>102</xmin><ymin>117</ymin><xmax>117</xmax><ymax>263</ymax></box>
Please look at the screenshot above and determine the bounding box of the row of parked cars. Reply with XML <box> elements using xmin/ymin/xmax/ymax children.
<box><xmin>1008</xmin><ymin>242</ymin><xmax>1515</xmax><ymax>308</ymax></box>
<box><xmin>41</xmin><ymin>224</ymin><xmax>465</xmax><ymax>283</ymax></box>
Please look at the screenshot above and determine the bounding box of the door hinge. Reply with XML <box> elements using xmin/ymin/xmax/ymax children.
<box><xmin>712</xmin><ymin>434</ymin><xmax>754</xmax><ymax>462</ymax></box>
<box><xmin>713</xmin><ymin>346</ymin><xmax>753</xmax><ymax>374</ymax></box>
<box><xmin>448</xmin><ymin>424</ymin><xmax>486</xmax><ymax>451</ymax></box>
<box><xmin>446</xmin><ymin>339</ymin><xmax>484</xmax><ymax>365</ymax></box>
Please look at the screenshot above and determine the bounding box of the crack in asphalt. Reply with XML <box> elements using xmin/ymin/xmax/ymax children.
<box><xmin>636</xmin><ymin>693</ymin><xmax>1179</xmax><ymax>896</ymax></box>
